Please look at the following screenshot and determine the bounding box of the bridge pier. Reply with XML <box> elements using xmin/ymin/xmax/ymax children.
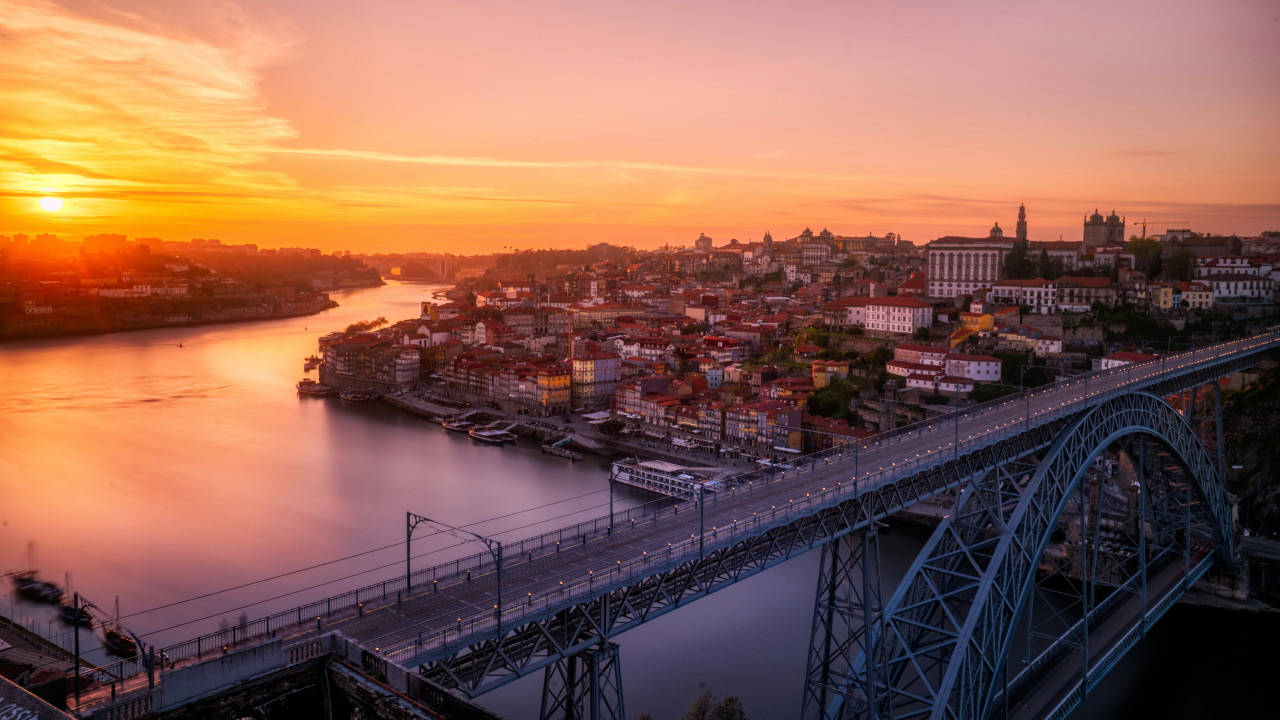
<box><xmin>801</xmin><ymin>515</ymin><xmax>886</xmax><ymax>720</ymax></box>
<box><xmin>539</xmin><ymin>641</ymin><xmax>624</xmax><ymax>720</ymax></box>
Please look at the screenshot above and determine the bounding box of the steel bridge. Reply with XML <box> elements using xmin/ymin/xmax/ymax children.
<box><xmin>80</xmin><ymin>332</ymin><xmax>1280</xmax><ymax>720</ymax></box>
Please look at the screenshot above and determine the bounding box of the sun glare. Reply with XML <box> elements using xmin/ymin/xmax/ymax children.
<box><xmin>39</xmin><ymin>196</ymin><xmax>64</xmax><ymax>212</ymax></box>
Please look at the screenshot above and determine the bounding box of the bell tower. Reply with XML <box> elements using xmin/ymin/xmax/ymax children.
<box><xmin>1016</xmin><ymin>203</ymin><xmax>1027</xmax><ymax>241</ymax></box>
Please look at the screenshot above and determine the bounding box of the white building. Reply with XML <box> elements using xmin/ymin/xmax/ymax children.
<box><xmin>989</xmin><ymin>278</ymin><xmax>1057</xmax><ymax>314</ymax></box>
<box><xmin>926</xmin><ymin>235</ymin><xmax>1014</xmax><ymax>298</ymax></box>
<box><xmin>865</xmin><ymin>297</ymin><xmax>933</xmax><ymax>336</ymax></box>
<box><xmin>944</xmin><ymin>353</ymin><xmax>1002</xmax><ymax>382</ymax></box>
<box><xmin>1198</xmin><ymin>273</ymin><xmax>1271</xmax><ymax>304</ymax></box>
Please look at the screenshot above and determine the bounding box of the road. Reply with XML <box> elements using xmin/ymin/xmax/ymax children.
<box><xmin>75</xmin><ymin>332</ymin><xmax>1279</xmax><ymax>710</ymax></box>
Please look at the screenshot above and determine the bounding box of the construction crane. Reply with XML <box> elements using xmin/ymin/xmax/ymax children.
<box><xmin>1134</xmin><ymin>218</ymin><xmax>1189</xmax><ymax>239</ymax></box>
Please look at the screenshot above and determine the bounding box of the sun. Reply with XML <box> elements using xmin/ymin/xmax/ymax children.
<box><xmin>38</xmin><ymin>196</ymin><xmax>65</xmax><ymax>212</ymax></box>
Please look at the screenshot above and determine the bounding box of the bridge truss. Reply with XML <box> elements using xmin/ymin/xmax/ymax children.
<box><xmin>811</xmin><ymin>392</ymin><xmax>1233</xmax><ymax>720</ymax></box>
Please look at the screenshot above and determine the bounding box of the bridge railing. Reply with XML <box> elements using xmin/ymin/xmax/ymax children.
<box><xmin>95</xmin><ymin>334</ymin><xmax>1280</xmax><ymax>683</ymax></box>
<box><xmin>380</xmin><ymin>332</ymin><xmax>1280</xmax><ymax>660</ymax></box>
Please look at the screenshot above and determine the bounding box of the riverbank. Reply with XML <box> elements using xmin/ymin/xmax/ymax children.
<box><xmin>1</xmin><ymin>298</ymin><xmax>342</xmax><ymax>342</ymax></box>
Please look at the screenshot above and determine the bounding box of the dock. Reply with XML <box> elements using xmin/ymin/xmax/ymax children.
<box><xmin>541</xmin><ymin>435</ymin><xmax>583</xmax><ymax>461</ymax></box>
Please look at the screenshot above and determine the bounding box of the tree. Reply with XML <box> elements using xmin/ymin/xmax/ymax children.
<box><xmin>913</xmin><ymin>326</ymin><xmax>931</xmax><ymax>341</ymax></box>
<box><xmin>866</xmin><ymin>346</ymin><xmax>892</xmax><ymax>366</ymax></box>
<box><xmin>807</xmin><ymin>378</ymin><xmax>856</xmax><ymax>420</ymax></box>
<box><xmin>684</xmin><ymin>690</ymin><xmax>716</xmax><ymax>720</ymax></box>
<box><xmin>1127</xmin><ymin>237</ymin><xmax>1163</xmax><ymax>277</ymax></box>
<box><xmin>1166</xmin><ymin>249</ymin><xmax>1197</xmax><ymax>282</ymax></box>
<box><xmin>344</xmin><ymin>316</ymin><xmax>388</xmax><ymax>335</ymax></box>
<box><xmin>597</xmin><ymin>419</ymin><xmax>625</xmax><ymax>436</ymax></box>
<box><xmin>1002</xmin><ymin>238</ymin><xmax>1036</xmax><ymax>279</ymax></box>
<box><xmin>710</xmin><ymin>697</ymin><xmax>748</xmax><ymax>720</ymax></box>
<box><xmin>681</xmin><ymin>689</ymin><xmax>750</xmax><ymax>720</ymax></box>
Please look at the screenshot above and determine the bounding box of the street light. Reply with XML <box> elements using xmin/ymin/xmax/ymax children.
<box><xmin>695</xmin><ymin>483</ymin><xmax>707</xmax><ymax>558</ymax></box>
<box><xmin>407</xmin><ymin>512</ymin><xmax>504</xmax><ymax>631</ymax></box>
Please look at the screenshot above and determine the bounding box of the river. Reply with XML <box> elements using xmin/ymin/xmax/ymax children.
<box><xmin>0</xmin><ymin>281</ymin><xmax>1270</xmax><ymax>719</ymax></box>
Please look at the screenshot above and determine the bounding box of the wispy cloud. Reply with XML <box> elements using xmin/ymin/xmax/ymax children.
<box><xmin>267</xmin><ymin>147</ymin><xmax>772</xmax><ymax>177</ymax></box>
<box><xmin>0</xmin><ymin>0</ymin><xmax>299</xmax><ymax>193</ymax></box>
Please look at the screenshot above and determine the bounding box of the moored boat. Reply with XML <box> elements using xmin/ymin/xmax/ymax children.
<box><xmin>469</xmin><ymin>428</ymin><xmax>514</xmax><ymax>444</ymax></box>
<box><xmin>103</xmin><ymin>626</ymin><xmax>138</xmax><ymax>658</ymax></box>
<box><xmin>296</xmin><ymin>379</ymin><xmax>336</xmax><ymax>396</ymax></box>
<box><xmin>339</xmin><ymin>389</ymin><xmax>376</xmax><ymax>401</ymax></box>
<box><xmin>12</xmin><ymin>571</ymin><xmax>63</xmax><ymax>604</ymax></box>
<box><xmin>443</xmin><ymin>419</ymin><xmax>474</xmax><ymax>433</ymax></box>
<box><xmin>58</xmin><ymin>602</ymin><xmax>94</xmax><ymax>627</ymax></box>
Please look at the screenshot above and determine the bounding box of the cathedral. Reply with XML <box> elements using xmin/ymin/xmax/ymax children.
<box><xmin>1083</xmin><ymin>209</ymin><xmax>1125</xmax><ymax>247</ymax></box>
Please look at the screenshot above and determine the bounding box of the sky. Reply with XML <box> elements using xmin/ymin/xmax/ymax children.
<box><xmin>1</xmin><ymin>0</ymin><xmax>1278</xmax><ymax>253</ymax></box>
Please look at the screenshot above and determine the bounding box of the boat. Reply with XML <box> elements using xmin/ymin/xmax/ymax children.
<box><xmin>103</xmin><ymin>627</ymin><xmax>138</xmax><ymax>658</ymax></box>
<box><xmin>443</xmin><ymin>419</ymin><xmax>474</xmax><ymax>433</ymax></box>
<box><xmin>57</xmin><ymin>602</ymin><xmax>94</xmax><ymax>627</ymax></box>
<box><xmin>469</xmin><ymin>428</ymin><xmax>515</xmax><ymax>444</ymax></box>
<box><xmin>296</xmin><ymin>379</ymin><xmax>336</xmax><ymax>396</ymax></box>
<box><xmin>11</xmin><ymin>571</ymin><xmax>63</xmax><ymax>604</ymax></box>
<box><xmin>340</xmin><ymin>389</ymin><xmax>375</xmax><ymax>401</ymax></box>
<box><xmin>303</xmin><ymin>355</ymin><xmax>322</xmax><ymax>371</ymax></box>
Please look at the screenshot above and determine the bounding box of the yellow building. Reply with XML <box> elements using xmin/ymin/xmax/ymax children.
<box><xmin>1151</xmin><ymin>282</ymin><xmax>1173</xmax><ymax>311</ymax></box>
<box><xmin>536</xmin><ymin>365</ymin><xmax>572</xmax><ymax>415</ymax></box>
<box><xmin>959</xmin><ymin>312</ymin><xmax>994</xmax><ymax>332</ymax></box>
<box><xmin>811</xmin><ymin>360</ymin><xmax>850</xmax><ymax>389</ymax></box>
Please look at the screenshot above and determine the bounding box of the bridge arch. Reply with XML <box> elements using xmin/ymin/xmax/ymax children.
<box><xmin>860</xmin><ymin>392</ymin><xmax>1233</xmax><ymax>720</ymax></box>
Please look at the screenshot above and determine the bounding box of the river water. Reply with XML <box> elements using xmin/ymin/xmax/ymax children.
<box><xmin>0</xmin><ymin>281</ymin><xmax>1269</xmax><ymax>719</ymax></box>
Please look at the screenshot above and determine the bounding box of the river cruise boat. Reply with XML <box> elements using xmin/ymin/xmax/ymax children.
<box><xmin>470</xmin><ymin>428</ymin><xmax>515</xmax><ymax>444</ymax></box>
<box><xmin>610</xmin><ymin>458</ymin><xmax>730</xmax><ymax>501</ymax></box>
<box><xmin>296</xmin><ymin>379</ymin><xmax>336</xmax><ymax>396</ymax></box>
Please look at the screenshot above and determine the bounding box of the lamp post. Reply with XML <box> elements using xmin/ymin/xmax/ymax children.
<box><xmin>697</xmin><ymin>483</ymin><xmax>706</xmax><ymax>558</ymax></box>
<box><xmin>407</xmin><ymin>512</ymin><xmax>504</xmax><ymax>632</ymax></box>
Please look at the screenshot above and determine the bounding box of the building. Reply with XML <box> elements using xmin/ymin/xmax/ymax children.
<box><xmin>535</xmin><ymin>365</ymin><xmax>571</xmax><ymax>415</ymax></box>
<box><xmin>570</xmin><ymin>352</ymin><xmax>622</xmax><ymax>408</ymax></box>
<box><xmin>865</xmin><ymin>297</ymin><xmax>933</xmax><ymax>336</ymax></box>
<box><xmin>1198</xmin><ymin>273</ymin><xmax>1270</xmax><ymax>305</ymax></box>
<box><xmin>1055</xmin><ymin>276</ymin><xmax>1115</xmax><ymax>312</ymax></box>
<box><xmin>990</xmin><ymin>278</ymin><xmax>1057</xmax><ymax>314</ymax></box>
<box><xmin>811</xmin><ymin>360</ymin><xmax>850</xmax><ymax>389</ymax></box>
<box><xmin>822</xmin><ymin>296</ymin><xmax>870</xmax><ymax>328</ymax></box>
<box><xmin>1174</xmin><ymin>281</ymin><xmax>1213</xmax><ymax>310</ymax></box>
<box><xmin>944</xmin><ymin>353</ymin><xmax>1002</xmax><ymax>382</ymax></box>
<box><xmin>1083</xmin><ymin>209</ymin><xmax>1125</xmax><ymax>247</ymax></box>
<box><xmin>893</xmin><ymin>343</ymin><xmax>948</xmax><ymax>367</ymax></box>
<box><xmin>959</xmin><ymin>312</ymin><xmax>994</xmax><ymax>332</ymax></box>
<box><xmin>926</xmin><ymin>235</ymin><xmax>1014</xmax><ymax>298</ymax></box>
<box><xmin>694</xmin><ymin>233</ymin><xmax>714</xmax><ymax>252</ymax></box>
<box><xmin>1100</xmin><ymin>351</ymin><xmax>1160</xmax><ymax>370</ymax></box>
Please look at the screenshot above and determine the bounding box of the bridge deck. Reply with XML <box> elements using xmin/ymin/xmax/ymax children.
<box><xmin>74</xmin><ymin>334</ymin><xmax>1278</xmax><ymax>711</ymax></box>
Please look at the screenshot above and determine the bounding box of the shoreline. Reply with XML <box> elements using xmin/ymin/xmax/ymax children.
<box><xmin>0</xmin><ymin>300</ymin><xmax>345</xmax><ymax>343</ymax></box>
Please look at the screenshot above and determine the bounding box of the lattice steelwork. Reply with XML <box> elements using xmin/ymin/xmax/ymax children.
<box><xmin>539</xmin><ymin>642</ymin><xmax>624</xmax><ymax>720</ymax></box>
<box><xmin>802</xmin><ymin>513</ymin><xmax>888</xmax><ymax>720</ymax></box>
<box><xmin>848</xmin><ymin>392</ymin><xmax>1232</xmax><ymax>720</ymax></box>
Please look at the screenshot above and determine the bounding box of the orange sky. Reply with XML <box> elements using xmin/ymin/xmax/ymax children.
<box><xmin>1</xmin><ymin>0</ymin><xmax>1278</xmax><ymax>253</ymax></box>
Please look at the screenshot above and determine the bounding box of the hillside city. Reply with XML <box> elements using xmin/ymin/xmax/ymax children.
<box><xmin>308</xmin><ymin>206</ymin><xmax>1280</xmax><ymax>463</ymax></box>
<box><xmin>0</xmin><ymin>233</ymin><xmax>382</xmax><ymax>338</ymax></box>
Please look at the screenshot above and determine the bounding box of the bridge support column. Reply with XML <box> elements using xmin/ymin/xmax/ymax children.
<box><xmin>539</xmin><ymin>642</ymin><xmax>624</xmax><ymax>720</ymax></box>
<box><xmin>801</xmin><ymin>518</ymin><xmax>885</xmax><ymax>720</ymax></box>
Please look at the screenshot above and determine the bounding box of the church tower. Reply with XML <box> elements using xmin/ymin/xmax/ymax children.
<box><xmin>1016</xmin><ymin>203</ymin><xmax>1027</xmax><ymax>241</ymax></box>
